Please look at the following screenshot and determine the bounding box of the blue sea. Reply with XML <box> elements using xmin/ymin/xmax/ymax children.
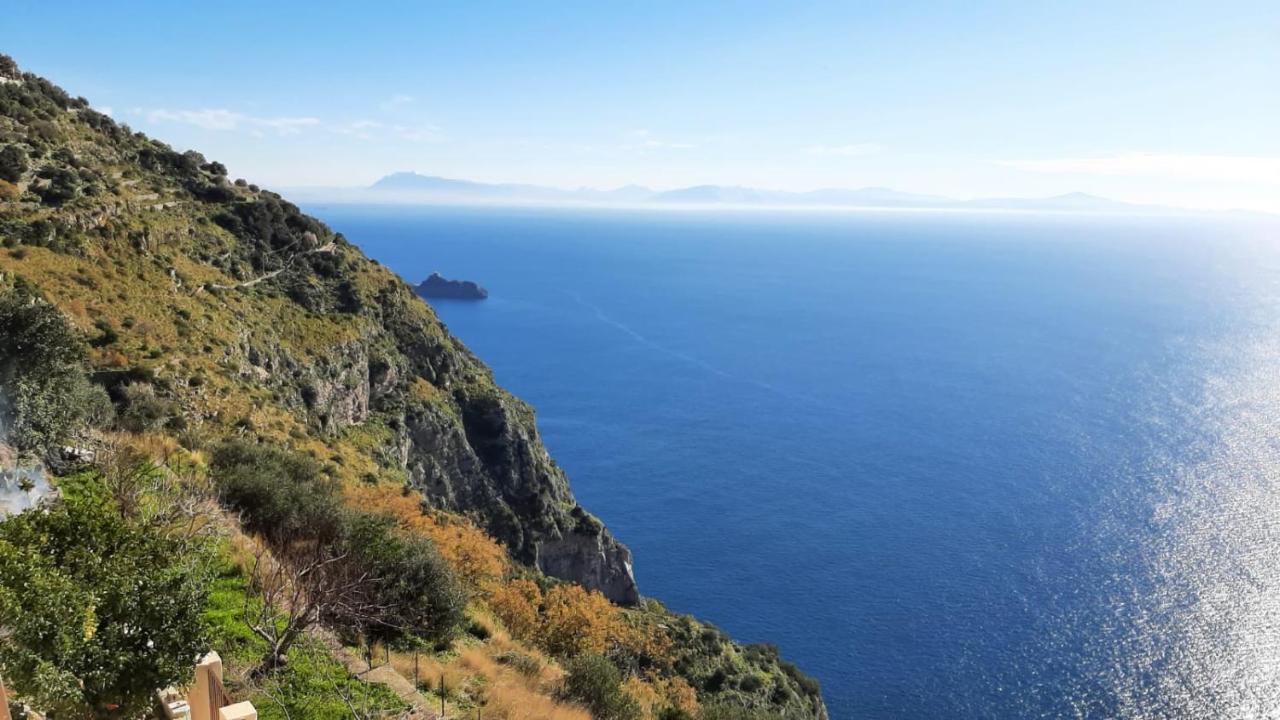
<box><xmin>311</xmin><ymin>204</ymin><xmax>1280</xmax><ymax>719</ymax></box>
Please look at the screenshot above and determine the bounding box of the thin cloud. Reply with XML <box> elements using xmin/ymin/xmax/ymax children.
<box><xmin>332</xmin><ymin>119</ymin><xmax>384</xmax><ymax>139</ymax></box>
<box><xmin>1002</xmin><ymin>153</ymin><xmax>1280</xmax><ymax>183</ymax></box>
<box><xmin>380</xmin><ymin>94</ymin><xmax>414</xmax><ymax>111</ymax></box>
<box><xmin>391</xmin><ymin>124</ymin><xmax>444</xmax><ymax>143</ymax></box>
<box><xmin>328</xmin><ymin>119</ymin><xmax>443</xmax><ymax>142</ymax></box>
<box><xmin>623</xmin><ymin>129</ymin><xmax>695</xmax><ymax>150</ymax></box>
<box><xmin>804</xmin><ymin>143</ymin><xmax>882</xmax><ymax>157</ymax></box>
<box><xmin>143</xmin><ymin>108</ymin><xmax>320</xmax><ymax>135</ymax></box>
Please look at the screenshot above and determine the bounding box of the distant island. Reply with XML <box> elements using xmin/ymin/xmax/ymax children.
<box><xmin>280</xmin><ymin>170</ymin><xmax>1182</xmax><ymax>214</ymax></box>
<box><xmin>415</xmin><ymin>272</ymin><xmax>488</xmax><ymax>299</ymax></box>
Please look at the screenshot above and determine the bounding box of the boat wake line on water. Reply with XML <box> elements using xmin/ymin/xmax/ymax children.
<box><xmin>562</xmin><ymin>290</ymin><xmax>840</xmax><ymax>413</ymax></box>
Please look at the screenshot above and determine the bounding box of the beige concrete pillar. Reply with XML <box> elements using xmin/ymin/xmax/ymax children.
<box><xmin>218</xmin><ymin>702</ymin><xmax>257</xmax><ymax>720</ymax></box>
<box><xmin>0</xmin><ymin>673</ymin><xmax>11</xmax><ymax>720</ymax></box>
<box><xmin>188</xmin><ymin>652</ymin><xmax>223</xmax><ymax>720</ymax></box>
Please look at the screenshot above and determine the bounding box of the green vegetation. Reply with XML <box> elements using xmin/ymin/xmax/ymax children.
<box><xmin>210</xmin><ymin>440</ymin><xmax>465</xmax><ymax>666</ymax></box>
<box><xmin>202</xmin><ymin>550</ymin><xmax>408</xmax><ymax>720</ymax></box>
<box><xmin>0</xmin><ymin>282</ymin><xmax>110</xmax><ymax>453</ymax></box>
<box><xmin>211</xmin><ymin>440</ymin><xmax>345</xmax><ymax>545</ymax></box>
<box><xmin>563</xmin><ymin>654</ymin><xmax>643</xmax><ymax>720</ymax></box>
<box><xmin>0</xmin><ymin>144</ymin><xmax>27</xmax><ymax>183</ymax></box>
<box><xmin>0</xmin><ymin>471</ymin><xmax>207</xmax><ymax>718</ymax></box>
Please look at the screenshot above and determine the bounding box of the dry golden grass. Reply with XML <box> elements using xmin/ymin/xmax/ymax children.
<box><xmin>382</xmin><ymin>638</ymin><xmax>587</xmax><ymax>720</ymax></box>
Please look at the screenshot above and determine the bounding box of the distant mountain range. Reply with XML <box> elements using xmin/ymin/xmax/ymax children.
<box><xmin>286</xmin><ymin>171</ymin><xmax>1165</xmax><ymax>213</ymax></box>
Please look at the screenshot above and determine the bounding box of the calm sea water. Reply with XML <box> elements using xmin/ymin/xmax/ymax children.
<box><xmin>312</xmin><ymin>204</ymin><xmax>1280</xmax><ymax>719</ymax></box>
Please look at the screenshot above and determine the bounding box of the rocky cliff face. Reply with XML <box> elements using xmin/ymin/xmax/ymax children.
<box><xmin>233</xmin><ymin>290</ymin><xmax>639</xmax><ymax>603</ymax></box>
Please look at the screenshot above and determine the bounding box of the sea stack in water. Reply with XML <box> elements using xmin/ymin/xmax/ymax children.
<box><xmin>415</xmin><ymin>272</ymin><xmax>488</xmax><ymax>300</ymax></box>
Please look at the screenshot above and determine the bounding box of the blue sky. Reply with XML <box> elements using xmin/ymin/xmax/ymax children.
<box><xmin>4</xmin><ymin>1</ymin><xmax>1277</xmax><ymax>210</ymax></box>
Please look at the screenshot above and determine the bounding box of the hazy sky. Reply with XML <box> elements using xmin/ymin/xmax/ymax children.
<box><xmin>4</xmin><ymin>1</ymin><xmax>1277</xmax><ymax>210</ymax></box>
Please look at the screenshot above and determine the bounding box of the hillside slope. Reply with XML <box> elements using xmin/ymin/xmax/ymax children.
<box><xmin>0</xmin><ymin>55</ymin><xmax>826</xmax><ymax>719</ymax></box>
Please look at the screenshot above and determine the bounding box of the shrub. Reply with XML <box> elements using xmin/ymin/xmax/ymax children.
<box><xmin>0</xmin><ymin>494</ymin><xmax>208</xmax><ymax>717</ymax></box>
<box><xmin>33</xmin><ymin>166</ymin><xmax>80</xmax><ymax>206</ymax></box>
<box><xmin>343</xmin><ymin>485</ymin><xmax>507</xmax><ymax>594</ymax></box>
<box><xmin>489</xmin><ymin>578</ymin><xmax>543</xmax><ymax>641</ymax></box>
<box><xmin>337</xmin><ymin>511</ymin><xmax>466</xmax><ymax>646</ymax></box>
<box><xmin>89</xmin><ymin>317</ymin><xmax>118</xmax><ymax>347</ymax></box>
<box><xmin>541</xmin><ymin>583</ymin><xmax>626</xmax><ymax>657</ymax></box>
<box><xmin>0</xmin><ymin>286</ymin><xmax>94</xmax><ymax>452</ymax></box>
<box><xmin>209</xmin><ymin>440</ymin><xmax>344</xmax><ymax>545</ymax></box>
<box><xmin>211</xmin><ymin>442</ymin><xmax>466</xmax><ymax>648</ymax></box>
<box><xmin>562</xmin><ymin>654</ymin><xmax>642</xmax><ymax>720</ymax></box>
<box><xmin>0</xmin><ymin>179</ymin><xmax>20</xmax><ymax>201</ymax></box>
<box><xmin>0</xmin><ymin>144</ymin><xmax>27</xmax><ymax>183</ymax></box>
<box><xmin>118</xmin><ymin>381</ymin><xmax>179</xmax><ymax>432</ymax></box>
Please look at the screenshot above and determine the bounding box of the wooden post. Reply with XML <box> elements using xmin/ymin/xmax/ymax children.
<box><xmin>440</xmin><ymin>674</ymin><xmax>446</xmax><ymax>717</ymax></box>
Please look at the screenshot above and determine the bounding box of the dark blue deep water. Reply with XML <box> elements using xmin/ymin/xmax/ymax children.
<box><xmin>312</xmin><ymin>205</ymin><xmax>1280</xmax><ymax>719</ymax></box>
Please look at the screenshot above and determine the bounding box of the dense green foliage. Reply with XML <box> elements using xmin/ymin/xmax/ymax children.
<box><xmin>562</xmin><ymin>654</ymin><xmax>643</xmax><ymax>720</ymax></box>
<box><xmin>211</xmin><ymin>440</ymin><xmax>465</xmax><ymax>648</ymax></box>
<box><xmin>211</xmin><ymin>440</ymin><xmax>345</xmax><ymax>545</ymax></box>
<box><xmin>0</xmin><ymin>283</ymin><xmax>110</xmax><ymax>452</ymax></box>
<box><xmin>336</xmin><ymin>511</ymin><xmax>466</xmax><ymax>645</ymax></box>
<box><xmin>0</xmin><ymin>483</ymin><xmax>208</xmax><ymax>717</ymax></box>
<box><xmin>0</xmin><ymin>144</ymin><xmax>26</xmax><ymax>183</ymax></box>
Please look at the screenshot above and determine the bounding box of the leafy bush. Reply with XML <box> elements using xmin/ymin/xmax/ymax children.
<box><xmin>337</xmin><ymin>511</ymin><xmax>466</xmax><ymax>645</ymax></box>
<box><xmin>0</xmin><ymin>285</ymin><xmax>102</xmax><ymax>452</ymax></box>
<box><xmin>211</xmin><ymin>441</ymin><xmax>467</xmax><ymax>648</ymax></box>
<box><xmin>0</xmin><ymin>494</ymin><xmax>208</xmax><ymax>717</ymax></box>
<box><xmin>33</xmin><ymin>166</ymin><xmax>80</xmax><ymax>205</ymax></box>
<box><xmin>0</xmin><ymin>144</ymin><xmax>27</xmax><ymax>183</ymax></box>
<box><xmin>118</xmin><ymin>381</ymin><xmax>180</xmax><ymax>432</ymax></box>
<box><xmin>210</xmin><ymin>440</ymin><xmax>344</xmax><ymax>545</ymax></box>
<box><xmin>562</xmin><ymin>654</ymin><xmax>643</xmax><ymax>720</ymax></box>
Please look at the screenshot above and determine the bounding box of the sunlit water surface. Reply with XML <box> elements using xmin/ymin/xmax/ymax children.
<box><xmin>312</xmin><ymin>205</ymin><xmax>1280</xmax><ymax>718</ymax></box>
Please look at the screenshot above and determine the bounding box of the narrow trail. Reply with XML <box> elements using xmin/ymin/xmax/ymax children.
<box><xmin>203</xmin><ymin>240</ymin><xmax>336</xmax><ymax>292</ymax></box>
<box><xmin>311</xmin><ymin>629</ymin><xmax>443</xmax><ymax>718</ymax></box>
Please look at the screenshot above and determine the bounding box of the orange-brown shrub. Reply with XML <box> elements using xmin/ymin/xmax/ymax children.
<box><xmin>489</xmin><ymin>578</ymin><xmax>543</xmax><ymax>642</ymax></box>
<box><xmin>651</xmin><ymin>674</ymin><xmax>699</xmax><ymax>716</ymax></box>
<box><xmin>540</xmin><ymin>584</ymin><xmax>625</xmax><ymax>657</ymax></box>
<box><xmin>344</xmin><ymin>484</ymin><xmax>508</xmax><ymax>592</ymax></box>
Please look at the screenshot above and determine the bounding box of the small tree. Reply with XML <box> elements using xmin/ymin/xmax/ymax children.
<box><xmin>243</xmin><ymin>542</ymin><xmax>383</xmax><ymax>672</ymax></box>
<box><xmin>34</xmin><ymin>166</ymin><xmax>80</xmax><ymax>206</ymax></box>
<box><xmin>210</xmin><ymin>440</ymin><xmax>345</xmax><ymax>545</ymax></box>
